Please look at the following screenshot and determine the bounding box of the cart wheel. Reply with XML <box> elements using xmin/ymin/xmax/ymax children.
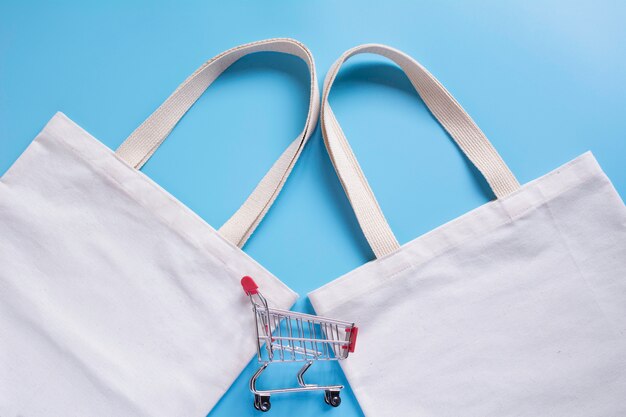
<box><xmin>324</xmin><ymin>390</ymin><xmax>341</xmax><ymax>407</ymax></box>
<box><xmin>254</xmin><ymin>394</ymin><xmax>271</xmax><ymax>412</ymax></box>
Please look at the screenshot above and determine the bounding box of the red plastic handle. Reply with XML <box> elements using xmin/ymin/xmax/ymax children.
<box><xmin>346</xmin><ymin>326</ymin><xmax>358</xmax><ymax>353</ymax></box>
<box><xmin>241</xmin><ymin>276</ymin><xmax>259</xmax><ymax>295</ymax></box>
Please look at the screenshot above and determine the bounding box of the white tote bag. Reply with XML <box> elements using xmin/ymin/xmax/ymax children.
<box><xmin>0</xmin><ymin>38</ymin><xmax>319</xmax><ymax>417</ymax></box>
<box><xmin>309</xmin><ymin>44</ymin><xmax>626</xmax><ymax>416</ymax></box>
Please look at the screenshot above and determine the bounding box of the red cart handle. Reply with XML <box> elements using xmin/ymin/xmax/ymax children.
<box><xmin>241</xmin><ymin>276</ymin><xmax>259</xmax><ymax>295</ymax></box>
<box><xmin>346</xmin><ymin>326</ymin><xmax>359</xmax><ymax>353</ymax></box>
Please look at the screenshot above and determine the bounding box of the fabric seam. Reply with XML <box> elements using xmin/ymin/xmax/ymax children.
<box><xmin>313</xmin><ymin>163</ymin><xmax>600</xmax><ymax>314</ymax></box>
<box><xmin>45</xmin><ymin>118</ymin><xmax>297</xmax><ymax>300</ymax></box>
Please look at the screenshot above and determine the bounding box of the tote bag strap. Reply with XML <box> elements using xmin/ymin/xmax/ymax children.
<box><xmin>116</xmin><ymin>38</ymin><xmax>319</xmax><ymax>248</ymax></box>
<box><xmin>322</xmin><ymin>44</ymin><xmax>520</xmax><ymax>258</ymax></box>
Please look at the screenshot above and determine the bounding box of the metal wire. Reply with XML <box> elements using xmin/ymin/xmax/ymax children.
<box><xmin>245</xmin><ymin>287</ymin><xmax>357</xmax><ymax>400</ymax></box>
<box><xmin>248</xmin><ymin>293</ymin><xmax>355</xmax><ymax>363</ymax></box>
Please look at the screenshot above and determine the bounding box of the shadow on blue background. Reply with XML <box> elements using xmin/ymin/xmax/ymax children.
<box><xmin>1</xmin><ymin>1</ymin><xmax>625</xmax><ymax>416</ymax></box>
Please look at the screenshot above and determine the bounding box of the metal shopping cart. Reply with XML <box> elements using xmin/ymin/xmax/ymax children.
<box><xmin>241</xmin><ymin>276</ymin><xmax>358</xmax><ymax>412</ymax></box>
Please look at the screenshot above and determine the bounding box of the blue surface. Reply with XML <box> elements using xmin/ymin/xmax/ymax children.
<box><xmin>1</xmin><ymin>1</ymin><xmax>625</xmax><ymax>416</ymax></box>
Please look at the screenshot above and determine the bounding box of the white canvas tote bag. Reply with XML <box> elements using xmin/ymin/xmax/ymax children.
<box><xmin>309</xmin><ymin>44</ymin><xmax>626</xmax><ymax>416</ymax></box>
<box><xmin>0</xmin><ymin>38</ymin><xmax>319</xmax><ymax>417</ymax></box>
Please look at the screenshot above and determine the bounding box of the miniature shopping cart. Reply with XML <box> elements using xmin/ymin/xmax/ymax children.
<box><xmin>241</xmin><ymin>276</ymin><xmax>358</xmax><ymax>412</ymax></box>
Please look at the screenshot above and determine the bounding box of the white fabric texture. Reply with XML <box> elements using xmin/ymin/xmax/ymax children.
<box><xmin>309</xmin><ymin>45</ymin><xmax>626</xmax><ymax>417</ymax></box>
<box><xmin>0</xmin><ymin>38</ymin><xmax>318</xmax><ymax>417</ymax></box>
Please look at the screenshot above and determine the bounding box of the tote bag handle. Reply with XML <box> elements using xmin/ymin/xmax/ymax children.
<box><xmin>321</xmin><ymin>44</ymin><xmax>520</xmax><ymax>258</ymax></box>
<box><xmin>116</xmin><ymin>38</ymin><xmax>319</xmax><ymax>248</ymax></box>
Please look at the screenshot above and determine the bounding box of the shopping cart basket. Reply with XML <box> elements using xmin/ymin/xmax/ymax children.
<box><xmin>241</xmin><ymin>276</ymin><xmax>358</xmax><ymax>412</ymax></box>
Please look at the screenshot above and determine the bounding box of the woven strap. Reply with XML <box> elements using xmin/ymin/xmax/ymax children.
<box><xmin>322</xmin><ymin>44</ymin><xmax>520</xmax><ymax>258</ymax></box>
<box><xmin>116</xmin><ymin>38</ymin><xmax>319</xmax><ymax>248</ymax></box>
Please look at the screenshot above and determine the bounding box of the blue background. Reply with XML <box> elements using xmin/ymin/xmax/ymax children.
<box><xmin>1</xmin><ymin>1</ymin><xmax>625</xmax><ymax>416</ymax></box>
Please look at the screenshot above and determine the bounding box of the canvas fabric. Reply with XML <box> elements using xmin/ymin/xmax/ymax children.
<box><xmin>0</xmin><ymin>38</ymin><xmax>319</xmax><ymax>417</ymax></box>
<box><xmin>309</xmin><ymin>44</ymin><xmax>626</xmax><ymax>417</ymax></box>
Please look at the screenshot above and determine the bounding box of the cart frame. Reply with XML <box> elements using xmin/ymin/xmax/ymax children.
<box><xmin>241</xmin><ymin>276</ymin><xmax>358</xmax><ymax>412</ymax></box>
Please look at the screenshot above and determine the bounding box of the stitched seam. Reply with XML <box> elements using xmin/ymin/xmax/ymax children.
<box><xmin>48</xmin><ymin>116</ymin><xmax>298</xmax><ymax>300</ymax></box>
<box><xmin>48</xmin><ymin>124</ymin><xmax>244</xmax><ymax>272</ymax></box>
<box><xmin>314</xmin><ymin>171</ymin><xmax>599</xmax><ymax>313</ymax></box>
